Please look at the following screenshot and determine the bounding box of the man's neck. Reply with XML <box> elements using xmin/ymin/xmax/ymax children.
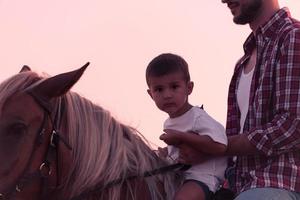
<box><xmin>249</xmin><ymin>2</ymin><xmax>280</xmax><ymax>33</ymax></box>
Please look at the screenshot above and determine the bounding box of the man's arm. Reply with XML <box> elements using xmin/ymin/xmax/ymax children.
<box><xmin>160</xmin><ymin>129</ymin><xmax>227</xmax><ymax>156</ymax></box>
<box><xmin>225</xmin><ymin>134</ymin><xmax>259</xmax><ymax>156</ymax></box>
<box><xmin>245</xmin><ymin>28</ymin><xmax>300</xmax><ymax>156</ymax></box>
<box><xmin>161</xmin><ymin>129</ymin><xmax>262</xmax><ymax>158</ymax></box>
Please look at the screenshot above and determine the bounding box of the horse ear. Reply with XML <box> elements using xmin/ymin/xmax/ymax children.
<box><xmin>20</xmin><ymin>65</ymin><xmax>31</xmax><ymax>73</ymax></box>
<box><xmin>27</xmin><ymin>62</ymin><xmax>89</xmax><ymax>100</ymax></box>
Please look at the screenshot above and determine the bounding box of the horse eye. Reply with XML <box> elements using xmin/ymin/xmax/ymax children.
<box><xmin>8</xmin><ymin>123</ymin><xmax>27</xmax><ymax>135</ymax></box>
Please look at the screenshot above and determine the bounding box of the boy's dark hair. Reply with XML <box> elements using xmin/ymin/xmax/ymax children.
<box><xmin>146</xmin><ymin>53</ymin><xmax>190</xmax><ymax>86</ymax></box>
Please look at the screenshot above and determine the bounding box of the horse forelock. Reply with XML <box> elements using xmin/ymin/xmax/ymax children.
<box><xmin>60</xmin><ymin>92</ymin><xmax>178</xmax><ymax>200</ymax></box>
<box><xmin>0</xmin><ymin>72</ymin><xmax>42</xmax><ymax>112</ymax></box>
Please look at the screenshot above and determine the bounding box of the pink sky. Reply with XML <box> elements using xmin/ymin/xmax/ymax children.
<box><xmin>1</xmin><ymin>1</ymin><xmax>300</xmax><ymax>148</ymax></box>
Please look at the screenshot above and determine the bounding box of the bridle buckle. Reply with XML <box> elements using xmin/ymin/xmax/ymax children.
<box><xmin>39</xmin><ymin>162</ymin><xmax>52</xmax><ymax>177</ymax></box>
<box><xmin>50</xmin><ymin>130</ymin><xmax>58</xmax><ymax>147</ymax></box>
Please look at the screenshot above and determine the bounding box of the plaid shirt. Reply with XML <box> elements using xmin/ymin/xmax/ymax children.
<box><xmin>226</xmin><ymin>8</ymin><xmax>300</xmax><ymax>193</ymax></box>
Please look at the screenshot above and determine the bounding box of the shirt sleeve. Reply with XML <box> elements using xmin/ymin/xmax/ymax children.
<box><xmin>247</xmin><ymin>28</ymin><xmax>300</xmax><ymax>156</ymax></box>
<box><xmin>193</xmin><ymin>112</ymin><xmax>227</xmax><ymax>146</ymax></box>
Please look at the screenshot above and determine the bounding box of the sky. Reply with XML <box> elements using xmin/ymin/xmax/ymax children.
<box><xmin>1</xmin><ymin>0</ymin><xmax>300</xmax><ymax>148</ymax></box>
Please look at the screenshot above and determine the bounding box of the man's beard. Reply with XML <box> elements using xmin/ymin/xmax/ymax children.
<box><xmin>234</xmin><ymin>0</ymin><xmax>262</xmax><ymax>24</ymax></box>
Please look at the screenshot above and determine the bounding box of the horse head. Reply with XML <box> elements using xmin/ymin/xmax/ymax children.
<box><xmin>0</xmin><ymin>63</ymin><xmax>181</xmax><ymax>200</ymax></box>
<box><xmin>0</xmin><ymin>63</ymin><xmax>89</xmax><ymax>200</ymax></box>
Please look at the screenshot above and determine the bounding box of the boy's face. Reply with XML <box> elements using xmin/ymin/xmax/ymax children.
<box><xmin>147</xmin><ymin>71</ymin><xmax>193</xmax><ymax>118</ymax></box>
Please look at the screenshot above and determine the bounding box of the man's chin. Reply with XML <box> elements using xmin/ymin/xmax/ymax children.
<box><xmin>233</xmin><ymin>16</ymin><xmax>249</xmax><ymax>25</ymax></box>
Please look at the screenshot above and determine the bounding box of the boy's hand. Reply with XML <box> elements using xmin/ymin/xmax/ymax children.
<box><xmin>159</xmin><ymin>129</ymin><xmax>183</xmax><ymax>146</ymax></box>
<box><xmin>157</xmin><ymin>147</ymin><xmax>168</xmax><ymax>158</ymax></box>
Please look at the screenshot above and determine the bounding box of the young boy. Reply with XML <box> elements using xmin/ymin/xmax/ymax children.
<box><xmin>146</xmin><ymin>53</ymin><xmax>228</xmax><ymax>200</ymax></box>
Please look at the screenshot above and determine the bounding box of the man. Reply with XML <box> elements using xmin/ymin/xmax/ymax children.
<box><xmin>160</xmin><ymin>0</ymin><xmax>300</xmax><ymax>199</ymax></box>
<box><xmin>222</xmin><ymin>0</ymin><xmax>300</xmax><ymax>199</ymax></box>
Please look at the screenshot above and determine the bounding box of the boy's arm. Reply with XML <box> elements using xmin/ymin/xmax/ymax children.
<box><xmin>160</xmin><ymin>129</ymin><xmax>227</xmax><ymax>156</ymax></box>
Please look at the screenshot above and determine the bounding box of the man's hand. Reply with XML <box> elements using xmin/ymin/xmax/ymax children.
<box><xmin>177</xmin><ymin>143</ymin><xmax>209</xmax><ymax>165</ymax></box>
<box><xmin>160</xmin><ymin>129</ymin><xmax>210</xmax><ymax>164</ymax></box>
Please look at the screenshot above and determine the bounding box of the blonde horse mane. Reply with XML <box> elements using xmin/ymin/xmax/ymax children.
<box><xmin>0</xmin><ymin>71</ymin><xmax>181</xmax><ymax>200</ymax></box>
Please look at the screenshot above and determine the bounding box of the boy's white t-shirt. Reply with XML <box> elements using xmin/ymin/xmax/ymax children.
<box><xmin>163</xmin><ymin>106</ymin><xmax>228</xmax><ymax>192</ymax></box>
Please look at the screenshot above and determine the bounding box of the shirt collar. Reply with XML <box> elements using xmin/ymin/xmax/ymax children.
<box><xmin>258</xmin><ymin>7</ymin><xmax>290</xmax><ymax>38</ymax></box>
<box><xmin>243</xmin><ymin>8</ymin><xmax>290</xmax><ymax>54</ymax></box>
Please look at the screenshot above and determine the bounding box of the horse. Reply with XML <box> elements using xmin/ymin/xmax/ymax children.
<box><xmin>0</xmin><ymin>63</ymin><xmax>184</xmax><ymax>200</ymax></box>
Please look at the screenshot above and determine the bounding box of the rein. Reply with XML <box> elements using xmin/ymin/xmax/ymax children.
<box><xmin>71</xmin><ymin>163</ymin><xmax>190</xmax><ymax>200</ymax></box>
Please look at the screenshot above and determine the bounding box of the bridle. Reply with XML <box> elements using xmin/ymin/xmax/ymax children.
<box><xmin>0</xmin><ymin>91</ymin><xmax>71</xmax><ymax>200</ymax></box>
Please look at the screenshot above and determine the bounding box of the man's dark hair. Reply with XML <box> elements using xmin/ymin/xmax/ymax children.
<box><xmin>146</xmin><ymin>53</ymin><xmax>190</xmax><ymax>86</ymax></box>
